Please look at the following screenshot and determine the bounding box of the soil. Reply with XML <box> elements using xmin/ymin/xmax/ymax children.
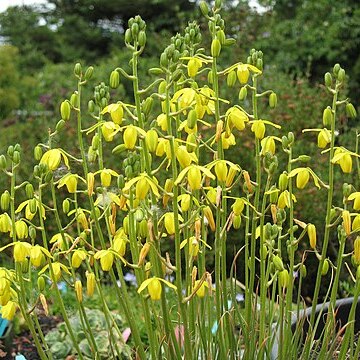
<box><xmin>0</xmin><ymin>313</ymin><xmax>62</xmax><ymax>360</ymax></box>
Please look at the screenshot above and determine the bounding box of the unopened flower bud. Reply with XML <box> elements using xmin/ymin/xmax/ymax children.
<box><xmin>227</xmin><ymin>71</ymin><xmax>237</xmax><ymax>87</ymax></box>
<box><xmin>211</xmin><ymin>39</ymin><xmax>221</xmax><ymax>57</ymax></box>
<box><xmin>279</xmin><ymin>269</ymin><xmax>289</xmax><ymax>288</ymax></box>
<box><xmin>188</xmin><ymin>167</ymin><xmax>202</xmax><ymax>190</ymax></box>
<box><xmin>60</xmin><ymin>101</ymin><xmax>71</xmax><ymax>121</ymax></box>
<box><xmin>273</xmin><ymin>255</ymin><xmax>284</xmax><ymax>271</ymax></box>
<box><xmin>164</xmin><ymin>213</ymin><xmax>175</xmax><ymax>235</ymax></box>
<box><xmin>321</xmin><ymin>259</ymin><xmax>329</xmax><ymax>276</ymax></box>
<box><xmin>346</xmin><ymin>103</ymin><xmax>357</xmax><ymax>119</ymax></box>
<box><xmin>123</xmin><ymin>125</ymin><xmax>137</xmax><ymax>150</ymax></box>
<box><xmin>307</xmin><ymin>223</ymin><xmax>317</xmax><ymax>249</ymax></box>
<box><xmin>110</xmin><ymin>70</ymin><xmax>120</xmax><ymax>89</ymax></box>
<box><xmin>86</xmin><ymin>272</ymin><xmax>96</xmax><ymax>296</ymax></box>
<box><xmin>324</xmin><ymin>72</ymin><xmax>332</xmax><ymax>87</ymax></box>
<box><xmin>269</xmin><ymin>92</ymin><xmax>277</xmax><ymax>108</ymax></box>
<box><xmin>75</xmin><ymin>280</ymin><xmax>83</xmax><ymax>303</ymax></box>
<box><xmin>342</xmin><ymin>210</ymin><xmax>351</xmax><ymax>236</ymax></box>
<box><xmin>322</xmin><ymin>107</ymin><xmax>333</xmax><ymax>127</ymax></box>
<box><xmin>354</xmin><ymin>236</ymin><xmax>360</xmax><ymax>264</ymax></box>
<box><xmin>214</xmin><ymin>161</ymin><xmax>227</xmax><ymax>183</ymax></box>
<box><xmin>0</xmin><ymin>191</ymin><xmax>10</xmax><ymax>211</ymax></box>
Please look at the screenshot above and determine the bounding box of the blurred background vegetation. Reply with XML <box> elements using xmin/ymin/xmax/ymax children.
<box><xmin>0</xmin><ymin>0</ymin><xmax>359</xmax><ymax>300</ymax></box>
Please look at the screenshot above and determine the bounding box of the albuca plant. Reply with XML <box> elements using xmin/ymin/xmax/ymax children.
<box><xmin>0</xmin><ymin>1</ymin><xmax>359</xmax><ymax>359</ymax></box>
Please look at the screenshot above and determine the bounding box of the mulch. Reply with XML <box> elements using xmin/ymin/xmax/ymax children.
<box><xmin>0</xmin><ymin>314</ymin><xmax>62</xmax><ymax>360</ymax></box>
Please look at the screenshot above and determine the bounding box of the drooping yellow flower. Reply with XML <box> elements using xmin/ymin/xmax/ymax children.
<box><xmin>332</xmin><ymin>148</ymin><xmax>353</xmax><ymax>173</ymax></box>
<box><xmin>58</xmin><ymin>173</ymin><xmax>78</xmax><ymax>193</ymax></box>
<box><xmin>101</xmin><ymin>103</ymin><xmax>124</xmax><ymax>125</ymax></box>
<box><xmin>0</xmin><ymin>300</ymin><xmax>17</xmax><ymax>320</ymax></box>
<box><xmin>226</xmin><ymin>107</ymin><xmax>248</xmax><ymax>131</ymax></box>
<box><xmin>13</xmin><ymin>241</ymin><xmax>31</xmax><ymax>262</ymax></box>
<box><xmin>187</xmin><ymin>57</ymin><xmax>203</xmax><ymax>77</ymax></box>
<box><xmin>349</xmin><ymin>192</ymin><xmax>360</xmax><ymax>211</ymax></box>
<box><xmin>101</xmin><ymin>122</ymin><xmax>120</xmax><ymax>142</ymax></box>
<box><xmin>40</xmin><ymin>148</ymin><xmax>69</xmax><ymax>171</ymax></box>
<box><xmin>71</xmin><ymin>249</ymin><xmax>87</xmax><ymax>268</ymax></box>
<box><xmin>137</xmin><ymin>276</ymin><xmax>177</xmax><ymax>301</ymax></box>
<box><xmin>94</xmin><ymin>250</ymin><xmax>114</xmax><ymax>272</ymax></box>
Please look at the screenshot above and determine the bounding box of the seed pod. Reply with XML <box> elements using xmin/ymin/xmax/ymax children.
<box><xmin>123</xmin><ymin>126</ymin><xmax>137</xmax><ymax>150</ymax></box>
<box><xmin>0</xmin><ymin>191</ymin><xmax>10</xmax><ymax>211</ymax></box>
<box><xmin>109</xmin><ymin>70</ymin><xmax>120</xmax><ymax>89</ymax></box>
<box><xmin>211</xmin><ymin>39</ymin><xmax>221</xmax><ymax>57</ymax></box>
<box><xmin>324</xmin><ymin>72</ymin><xmax>332</xmax><ymax>87</ymax></box>
<box><xmin>269</xmin><ymin>92</ymin><xmax>277</xmax><ymax>108</ymax></box>
<box><xmin>60</xmin><ymin>101</ymin><xmax>71</xmax><ymax>121</ymax></box>
<box><xmin>273</xmin><ymin>255</ymin><xmax>284</xmax><ymax>271</ymax></box>
<box><xmin>307</xmin><ymin>223</ymin><xmax>317</xmax><ymax>249</ymax></box>
<box><xmin>84</xmin><ymin>66</ymin><xmax>94</xmax><ymax>80</ymax></box>
<box><xmin>227</xmin><ymin>71</ymin><xmax>237</xmax><ymax>87</ymax></box>
<box><xmin>346</xmin><ymin>103</ymin><xmax>357</xmax><ymax>119</ymax></box>
<box><xmin>321</xmin><ymin>259</ymin><xmax>329</xmax><ymax>276</ymax></box>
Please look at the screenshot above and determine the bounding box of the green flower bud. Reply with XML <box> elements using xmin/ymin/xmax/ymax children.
<box><xmin>56</xmin><ymin>119</ymin><xmax>66</xmax><ymax>132</ymax></box>
<box><xmin>269</xmin><ymin>92</ymin><xmax>277</xmax><ymax>108</ymax></box>
<box><xmin>208</xmin><ymin>70</ymin><xmax>214</xmax><ymax>84</ymax></box>
<box><xmin>187</xmin><ymin>109</ymin><xmax>197</xmax><ymax>129</ymax></box>
<box><xmin>109</xmin><ymin>70</ymin><xmax>120</xmax><ymax>89</ymax></box>
<box><xmin>333</xmin><ymin>63</ymin><xmax>340</xmax><ymax>75</ymax></box>
<box><xmin>279</xmin><ymin>269</ymin><xmax>289</xmax><ymax>288</ymax></box>
<box><xmin>29</xmin><ymin>225</ymin><xmax>36</xmax><ymax>240</ymax></box>
<box><xmin>0</xmin><ymin>191</ymin><xmax>10</xmax><ymax>211</ymax></box>
<box><xmin>70</xmin><ymin>92</ymin><xmax>78</xmax><ymax>107</ymax></box>
<box><xmin>269</xmin><ymin>186</ymin><xmax>279</xmax><ymax>204</ymax></box>
<box><xmin>60</xmin><ymin>101</ymin><xmax>71</xmax><ymax>121</ymax></box>
<box><xmin>215</xmin><ymin>0</ymin><xmax>222</xmax><ymax>9</ymax></box>
<box><xmin>131</xmin><ymin>22</ymin><xmax>139</xmax><ymax>36</ymax></box>
<box><xmin>62</xmin><ymin>199</ymin><xmax>70</xmax><ymax>214</ymax></box>
<box><xmin>12</xmin><ymin>151</ymin><xmax>20</xmax><ymax>164</ymax></box>
<box><xmin>199</xmin><ymin>1</ymin><xmax>209</xmax><ymax>16</ymax></box>
<box><xmin>324</xmin><ymin>72</ymin><xmax>332</xmax><ymax>87</ymax></box>
<box><xmin>211</xmin><ymin>39</ymin><xmax>221</xmax><ymax>57</ymax></box>
<box><xmin>7</xmin><ymin>146</ymin><xmax>14</xmax><ymax>157</ymax></box>
<box><xmin>0</xmin><ymin>154</ymin><xmax>6</xmax><ymax>170</ymax></box>
<box><xmin>256</xmin><ymin>58</ymin><xmax>263</xmax><ymax>71</ymax></box>
<box><xmin>138</xmin><ymin>31</ymin><xmax>146</xmax><ymax>47</ymax></box>
<box><xmin>346</xmin><ymin>103</ymin><xmax>357</xmax><ymax>119</ymax></box>
<box><xmin>287</xmin><ymin>132</ymin><xmax>294</xmax><ymax>144</ymax></box>
<box><xmin>142</xmin><ymin>97</ymin><xmax>153</xmax><ymax>116</ymax></box>
<box><xmin>125</xmin><ymin>28</ymin><xmax>132</xmax><ymax>43</ymax></box>
<box><xmin>357</xmin><ymin>265</ymin><xmax>360</xmax><ymax>281</ymax></box>
<box><xmin>337</xmin><ymin>68</ymin><xmax>345</xmax><ymax>82</ymax></box>
<box><xmin>74</xmin><ymin>63</ymin><xmax>82</xmax><ymax>77</ymax></box>
<box><xmin>38</xmin><ymin>276</ymin><xmax>46</xmax><ymax>292</ymax></box>
<box><xmin>321</xmin><ymin>259</ymin><xmax>329</xmax><ymax>276</ymax></box>
<box><xmin>25</xmin><ymin>183</ymin><xmax>34</xmax><ymax>199</ymax></box>
<box><xmin>278</xmin><ymin>173</ymin><xmax>288</xmax><ymax>191</ymax></box>
<box><xmin>323</xmin><ymin>107</ymin><xmax>333</xmax><ymax>127</ymax></box>
<box><xmin>227</xmin><ymin>71</ymin><xmax>237</xmax><ymax>87</ymax></box>
<box><xmin>300</xmin><ymin>264</ymin><xmax>307</xmax><ymax>278</ymax></box>
<box><xmin>273</xmin><ymin>255</ymin><xmax>284</xmax><ymax>272</ymax></box>
<box><xmin>34</xmin><ymin>146</ymin><xmax>42</xmax><ymax>161</ymax></box>
<box><xmin>84</xmin><ymin>66</ymin><xmax>94</xmax><ymax>80</ymax></box>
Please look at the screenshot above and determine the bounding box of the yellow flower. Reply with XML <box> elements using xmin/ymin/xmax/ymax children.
<box><xmin>30</xmin><ymin>245</ymin><xmax>45</xmax><ymax>267</ymax></box>
<box><xmin>349</xmin><ymin>192</ymin><xmax>360</xmax><ymax>211</ymax></box>
<box><xmin>1</xmin><ymin>300</ymin><xmax>17</xmax><ymax>320</ymax></box>
<box><xmin>187</xmin><ymin>57</ymin><xmax>203</xmax><ymax>77</ymax></box>
<box><xmin>317</xmin><ymin>129</ymin><xmax>331</xmax><ymax>149</ymax></box>
<box><xmin>332</xmin><ymin>148</ymin><xmax>353</xmax><ymax>173</ymax></box>
<box><xmin>221</xmin><ymin>133</ymin><xmax>236</xmax><ymax>149</ymax></box>
<box><xmin>296</xmin><ymin>168</ymin><xmax>310</xmax><ymax>189</ymax></box>
<box><xmin>226</xmin><ymin>107</ymin><xmax>248</xmax><ymax>131</ymax></box>
<box><xmin>251</xmin><ymin>120</ymin><xmax>266</xmax><ymax>139</ymax></box>
<box><xmin>123</xmin><ymin>173</ymin><xmax>160</xmax><ymax>199</ymax></box>
<box><xmin>156</xmin><ymin>113</ymin><xmax>168</xmax><ymax>132</ymax></box>
<box><xmin>261</xmin><ymin>136</ymin><xmax>276</xmax><ymax>155</ymax></box>
<box><xmin>94</xmin><ymin>250</ymin><xmax>114</xmax><ymax>271</ymax></box>
<box><xmin>307</xmin><ymin>224</ymin><xmax>317</xmax><ymax>249</ymax></box>
<box><xmin>354</xmin><ymin>237</ymin><xmax>360</xmax><ymax>264</ymax></box>
<box><xmin>58</xmin><ymin>173</ymin><xmax>78</xmax><ymax>193</ymax></box>
<box><xmin>113</xmin><ymin>230</ymin><xmax>128</xmax><ymax>256</ymax></box>
<box><xmin>13</xmin><ymin>241</ymin><xmax>31</xmax><ymax>262</ymax></box>
<box><xmin>75</xmin><ymin>280</ymin><xmax>83</xmax><ymax>303</ymax></box>
<box><xmin>71</xmin><ymin>249</ymin><xmax>87</xmax><ymax>268</ymax></box>
<box><xmin>0</xmin><ymin>213</ymin><xmax>12</xmax><ymax>233</ymax></box>
<box><xmin>236</xmin><ymin>64</ymin><xmax>250</xmax><ymax>84</ymax></box>
<box><xmin>138</xmin><ymin>276</ymin><xmax>177</xmax><ymax>301</ymax></box>
<box><xmin>164</xmin><ymin>212</ymin><xmax>175</xmax><ymax>235</ymax></box>
<box><xmin>86</xmin><ymin>272</ymin><xmax>96</xmax><ymax>297</ymax></box>
<box><xmin>101</xmin><ymin>121</ymin><xmax>120</xmax><ymax>142</ymax></box>
<box><xmin>101</xmin><ymin>103</ymin><xmax>124</xmax><ymax>125</ymax></box>
<box><xmin>40</xmin><ymin>148</ymin><xmax>69</xmax><ymax>171</ymax></box>
<box><xmin>123</xmin><ymin>125</ymin><xmax>138</xmax><ymax>150</ymax></box>
<box><xmin>97</xmin><ymin>168</ymin><xmax>119</xmax><ymax>187</ymax></box>
<box><xmin>194</xmin><ymin>280</ymin><xmax>208</xmax><ymax>298</ymax></box>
